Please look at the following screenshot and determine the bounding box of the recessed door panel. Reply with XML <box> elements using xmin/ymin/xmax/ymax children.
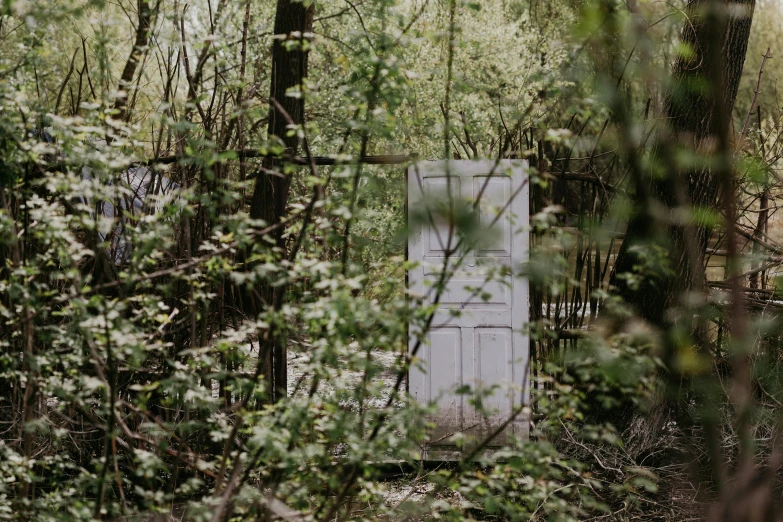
<box><xmin>422</xmin><ymin>177</ymin><xmax>462</xmax><ymax>256</ymax></box>
<box><xmin>474</xmin><ymin>328</ymin><xmax>512</xmax><ymax>415</ymax></box>
<box><xmin>428</xmin><ymin>328</ymin><xmax>461</xmax><ymax>428</ymax></box>
<box><xmin>427</xmin><ymin>277</ymin><xmax>511</xmax><ymax>308</ymax></box>
<box><xmin>473</xmin><ymin>176</ymin><xmax>512</xmax><ymax>256</ymax></box>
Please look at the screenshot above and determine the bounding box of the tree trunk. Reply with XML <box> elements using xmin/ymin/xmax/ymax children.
<box><xmin>611</xmin><ymin>0</ymin><xmax>755</xmax><ymax>326</ymax></box>
<box><xmin>114</xmin><ymin>0</ymin><xmax>152</xmax><ymax>123</ymax></box>
<box><xmin>247</xmin><ymin>0</ymin><xmax>314</xmax><ymax>402</ymax></box>
<box><xmin>603</xmin><ymin>0</ymin><xmax>755</xmax><ymax>464</ymax></box>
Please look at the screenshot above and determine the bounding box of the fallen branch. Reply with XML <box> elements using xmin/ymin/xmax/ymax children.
<box><xmin>138</xmin><ymin>150</ymin><xmax>413</xmax><ymax>167</ymax></box>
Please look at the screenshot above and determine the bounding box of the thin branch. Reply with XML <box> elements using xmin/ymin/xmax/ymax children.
<box><xmin>740</xmin><ymin>47</ymin><xmax>772</xmax><ymax>143</ymax></box>
<box><xmin>54</xmin><ymin>48</ymin><xmax>78</xmax><ymax>116</ymax></box>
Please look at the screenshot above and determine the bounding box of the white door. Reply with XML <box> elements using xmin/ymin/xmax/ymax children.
<box><xmin>407</xmin><ymin>160</ymin><xmax>529</xmax><ymax>455</ymax></box>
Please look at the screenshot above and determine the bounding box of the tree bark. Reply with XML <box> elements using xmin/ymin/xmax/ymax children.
<box><xmin>114</xmin><ymin>0</ymin><xmax>152</xmax><ymax>123</ymax></box>
<box><xmin>611</xmin><ymin>0</ymin><xmax>755</xmax><ymax>326</ymax></box>
<box><xmin>247</xmin><ymin>0</ymin><xmax>314</xmax><ymax>402</ymax></box>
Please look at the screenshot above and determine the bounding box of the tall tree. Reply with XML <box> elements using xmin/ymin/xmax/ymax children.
<box><xmin>248</xmin><ymin>0</ymin><xmax>314</xmax><ymax>401</ymax></box>
<box><xmin>612</xmin><ymin>0</ymin><xmax>756</xmax><ymax>326</ymax></box>
<box><xmin>114</xmin><ymin>0</ymin><xmax>152</xmax><ymax>122</ymax></box>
